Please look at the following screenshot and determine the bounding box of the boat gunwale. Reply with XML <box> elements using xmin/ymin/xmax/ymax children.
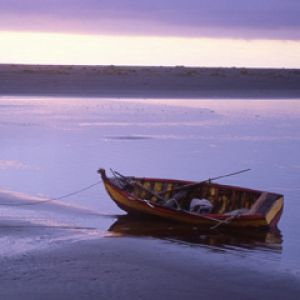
<box><xmin>133</xmin><ymin>176</ymin><xmax>283</xmax><ymax>198</ymax></box>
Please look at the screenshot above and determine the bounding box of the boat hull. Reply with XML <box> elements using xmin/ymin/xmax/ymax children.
<box><xmin>100</xmin><ymin>169</ymin><xmax>283</xmax><ymax>229</ymax></box>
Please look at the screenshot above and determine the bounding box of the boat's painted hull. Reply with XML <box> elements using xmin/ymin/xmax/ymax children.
<box><xmin>102</xmin><ymin>175</ymin><xmax>283</xmax><ymax>229</ymax></box>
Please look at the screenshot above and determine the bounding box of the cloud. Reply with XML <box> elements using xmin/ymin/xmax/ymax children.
<box><xmin>0</xmin><ymin>0</ymin><xmax>299</xmax><ymax>39</ymax></box>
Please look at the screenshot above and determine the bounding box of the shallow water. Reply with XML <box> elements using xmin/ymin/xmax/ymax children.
<box><xmin>0</xmin><ymin>97</ymin><xmax>300</xmax><ymax>276</ymax></box>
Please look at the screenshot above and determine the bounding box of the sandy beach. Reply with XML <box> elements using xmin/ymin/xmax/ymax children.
<box><xmin>0</xmin><ymin>97</ymin><xmax>300</xmax><ymax>299</ymax></box>
<box><xmin>1</xmin><ymin>237</ymin><xmax>300</xmax><ymax>300</ymax></box>
<box><xmin>1</xmin><ymin>64</ymin><xmax>300</xmax><ymax>98</ymax></box>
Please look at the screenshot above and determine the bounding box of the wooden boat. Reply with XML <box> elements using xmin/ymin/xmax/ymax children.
<box><xmin>98</xmin><ymin>169</ymin><xmax>284</xmax><ymax>229</ymax></box>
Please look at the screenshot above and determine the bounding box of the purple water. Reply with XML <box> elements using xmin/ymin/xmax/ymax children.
<box><xmin>0</xmin><ymin>97</ymin><xmax>299</xmax><ymax>277</ymax></box>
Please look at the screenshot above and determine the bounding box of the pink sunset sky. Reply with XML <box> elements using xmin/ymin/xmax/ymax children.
<box><xmin>0</xmin><ymin>0</ymin><xmax>299</xmax><ymax>67</ymax></box>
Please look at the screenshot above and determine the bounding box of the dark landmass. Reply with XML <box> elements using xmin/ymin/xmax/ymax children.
<box><xmin>0</xmin><ymin>64</ymin><xmax>300</xmax><ymax>98</ymax></box>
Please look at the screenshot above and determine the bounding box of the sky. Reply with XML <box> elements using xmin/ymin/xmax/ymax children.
<box><xmin>0</xmin><ymin>0</ymin><xmax>300</xmax><ymax>67</ymax></box>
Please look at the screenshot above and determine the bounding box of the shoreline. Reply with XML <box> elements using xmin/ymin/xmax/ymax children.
<box><xmin>1</xmin><ymin>64</ymin><xmax>300</xmax><ymax>99</ymax></box>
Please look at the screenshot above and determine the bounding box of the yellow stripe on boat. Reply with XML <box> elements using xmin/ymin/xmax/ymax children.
<box><xmin>266</xmin><ymin>197</ymin><xmax>283</xmax><ymax>224</ymax></box>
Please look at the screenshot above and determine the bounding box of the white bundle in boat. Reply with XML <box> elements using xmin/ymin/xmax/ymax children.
<box><xmin>189</xmin><ymin>198</ymin><xmax>213</xmax><ymax>214</ymax></box>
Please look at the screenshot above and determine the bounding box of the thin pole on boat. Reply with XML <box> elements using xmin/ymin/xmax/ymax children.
<box><xmin>208</xmin><ymin>168</ymin><xmax>251</xmax><ymax>182</ymax></box>
<box><xmin>158</xmin><ymin>168</ymin><xmax>251</xmax><ymax>196</ymax></box>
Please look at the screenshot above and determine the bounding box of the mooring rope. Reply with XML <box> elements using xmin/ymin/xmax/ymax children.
<box><xmin>0</xmin><ymin>180</ymin><xmax>101</xmax><ymax>206</ymax></box>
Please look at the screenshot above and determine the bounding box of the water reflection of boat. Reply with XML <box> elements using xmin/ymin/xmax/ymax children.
<box><xmin>109</xmin><ymin>214</ymin><xmax>282</xmax><ymax>251</ymax></box>
<box><xmin>99</xmin><ymin>169</ymin><xmax>284</xmax><ymax>229</ymax></box>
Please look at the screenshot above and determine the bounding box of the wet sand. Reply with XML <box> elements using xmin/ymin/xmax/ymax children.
<box><xmin>1</xmin><ymin>237</ymin><xmax>300</xmax><ymax>300</ymax></box>
<box><xmin>1</xmin><ymin>64</ymin><xmax>300</xmax><ymax>98</ymax></box>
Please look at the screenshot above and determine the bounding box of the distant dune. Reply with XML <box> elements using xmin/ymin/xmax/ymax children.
<box><xmin>0</xmin><ymin>64</ymin><xmax>300</xmax><ymax>98</ymax></box>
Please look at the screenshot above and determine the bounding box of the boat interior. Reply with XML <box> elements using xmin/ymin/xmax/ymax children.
<box><xmin>116</xmin><ymin>178</ymin><xmax>279</xmax><ymax>215</ymax></box>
